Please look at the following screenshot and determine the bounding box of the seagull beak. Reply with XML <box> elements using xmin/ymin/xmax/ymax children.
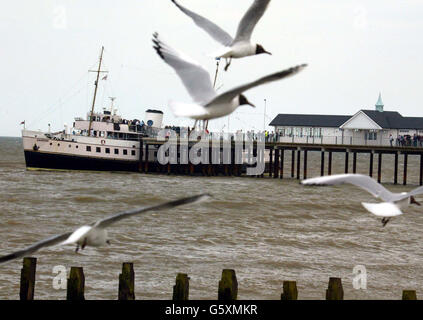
<box><xmin>248</xmin><ymin>101</ymin><xmax>256</xmax><ymax>108</ymax></box>
<box><xmin>264</xmin><ymin>50</ymin><xmax>272</xmax><ymax>55</ymax></box>
<box><xmin>411</xmin><ymin>196</ymin><xmax>421</xmax><ymax>206</ymax></box>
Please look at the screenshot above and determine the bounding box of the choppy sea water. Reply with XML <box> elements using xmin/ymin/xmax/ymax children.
<box><xmin>0</xmin><ymin>136</ymin><xmax>422</xmax><ymax>300</ymax></box>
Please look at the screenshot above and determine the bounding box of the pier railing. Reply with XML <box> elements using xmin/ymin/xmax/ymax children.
<box><xmin>16</xmin><ymin>257</ymin><xmax>418</xmax><ymax>300</ymax></box>
<box><xmin>276</xmin><ymin>135</ymin><xmax>423</xmax><ymax>148</ymax></box>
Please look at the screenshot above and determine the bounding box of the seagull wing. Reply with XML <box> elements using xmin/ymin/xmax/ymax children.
<box><xmin>171</xmin><ymin>0</ymin><xmax>233</xmax><ymax>46</ymax></box>
<box><xmin>233</xmin><ymin>0</ymin><xmax>271</xmax><ymax>43</ymax></box>
<box><xmin>361</xmin><ymin>202</ymin><xmax>403</xmax><ymax>217</ymax></box>
<box><xmin>205</xmin><ymin>64</ymin><xmax>306</xmax><ymax>107</ymax></box>
<box><xmin>93</xmin><ymin>194</ymin><xmax>210</xmax><ymax>229</ymax></box>
<box><xmin>403</xmin><ymin>186</ymin><xmax>423</xmax><ymax>199</ymax></box>
<box><xmin>152</xmin><ymin>32</ymin><xmax>216</xmax><ymax>105</ymax></box>
<box><xmin>0</xmin><ymin>232</ymin><xmax>73</xmax><ymax>264</ymax></box>
<box><xmin>302</xmin><ymin>174</ymin><xmax>397</xmax><ymax>202</ymax></box>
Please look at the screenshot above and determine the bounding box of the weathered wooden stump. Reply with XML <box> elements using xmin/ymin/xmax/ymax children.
<box><xmin>402</xmin><ymin>290</ymin><xmax>417</xmax><ymax>300</ymax></box>
<box><xmin>326</xmin><ymin>277</ymin><xmax>343</xmax><ymax>300</ymax></box>
<box><xmin>67</xmin><ymin>267</ymin><xmax>85</xmax><ymax>301</ymax></box>
<box><xmin>20</xmin><ymin>257</ymin><xmax>37</xmax><ymax>301</ymax></box>
<box><xmin>118</xmin><ymin>262</ymin><xmax>135</xmax><ymax>300</ymax></box>
<box><xmin>218</xmin><ymin>269</ymin><xmax>238</xmax><ymax>300</ymax></box>
<box><xmin>281</xmin><ymin>281</ymin><xmax>298</xmax><ymax>300</ymax></box>
<box><xmin>173</xmin><ymin>273</ymin><xmax>190</xmax><ymax>300</ymax></box>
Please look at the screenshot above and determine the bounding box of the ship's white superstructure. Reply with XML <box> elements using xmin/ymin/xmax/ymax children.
<box><xmin>21</xmin><ymin>47</ymin><xmax>163</xmax><ymax>172</ymax></box>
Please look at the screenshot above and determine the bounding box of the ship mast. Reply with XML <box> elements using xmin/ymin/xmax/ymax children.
<box><xmin>88</xmin><ymin>46</ymin><xmax>108</xmax><ymax>134</ymax></box>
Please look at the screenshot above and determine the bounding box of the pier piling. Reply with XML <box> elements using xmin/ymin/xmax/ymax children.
<box><xmin>344</xmin><ymin>151</ymin><xmax>349</xmax><ymax>174</ymax></box>
<box><xmin>402</xmin><ymin>290</ymin><xmax>417</xmax><ymax>300</ymax></box>
<box><xmin>291</xmin><ymin>150</ymin><xmax>295</xmax><ymax>178</ymax></box>
<box><xmin>118</xmin><ymin>262</ymin><xmax>135</xmax><ymax>300</ymax></box>
<box><xmin>328</xmin><ymin>151</ymin><xmax>332</xmax><ymax>175</ymax></box>
<box><xmin>67</xmin><ymin>267</ymin><xmax>85</xmax><ymax>301</ymax></box>
<box><xmin>281</xmin><ymin>281</ymin><xmax>298</xmax><ymax>300</ymax></box>
<box><xmin>173</xmin><ymin>273</ymin><xmax>190</xmax><ymax>300</ymax></box>
<box><xmin>394</xmin><ymin>152</ymin><xmax>399</xmax><ymax>184</ymax></box>
<box><xmin>326</xmin><ymin>277</ymin><xmax>343</xmax><ymax>300</ymax></box>
<box><xmin>303</xmin><ymin>150</ymin><xmax>308</xmax><ymax>180</ymax></box>
<box><xmin>296</xmin><ymin>149</ymin><xmax>301</xmax><ymax>179</ymax></box>
<box><xmin>378</xmin><ymin>153</ymin><xmax>382</xmax><ymax>183</ymax></box>
<box><xmin>320</xmin><ymin>151</ymin><xmax>325</xmax><ymax>176</ymax></box>
<box><xmin>274</xmin><ymin>148</ymin><xmax>280</xmax><ymax>178</ymax></box>
<box><xmin>404</xmin><ymin>153</ymin><xmax>408</xmax><ymax>185</ymax></box>
<box><xmin>218</xmin><ymin>269</ymin><xmax>238</xmax><ymax>301</ymax></box>
<box><xmin>269</xmin><ymin>148</ymin><xmax>273</xmax><ymax>178</ymax></box>
<box><xmin>369</xmin><ymin>152</ymin><xmax>374</xmax><ymax>177</ymax></box>
<box><xmin>280</xmin><ymin>149</ymin><xmax>284</xmax><ymax>179</ymax></box>
<box><xmin>20</xmin><ymin>257</ymin><xmax>37</xmax><ymax>301</ymax></box>
<box><xmin>353</xmin><ymin>152</ymin><xmax>357</xmax><ymax>174</ymax></box>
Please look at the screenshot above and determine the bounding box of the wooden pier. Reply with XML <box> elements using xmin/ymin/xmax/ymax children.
<box><xmin>264</xmin><ymin>142</ymin><xmax>423</xmax><ymax>185</ymax></box>
<box><xmin>139</xmin><ymin>138</ymin><xmax>423</xmax><ymax>185</ymax></box>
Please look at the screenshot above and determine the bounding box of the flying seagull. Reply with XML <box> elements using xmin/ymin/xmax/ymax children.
<box><xmin>0</xmin><ymin>194</ymin><xmax>210</xmax><ymax>264</ymax></box>
<box><xmin>171</xmin><ymin>0</ymin><xmax>272</xmax><ymax>71</ymax></box>
<box><xmin>301</xmin><ymin>174</ymin><xmax>422</xmax><ymax>226</ymax></box>
<box><xmin>152</xmin><ymin>32</ymin><xmax>306</xmax><ymax>129</ymax></box>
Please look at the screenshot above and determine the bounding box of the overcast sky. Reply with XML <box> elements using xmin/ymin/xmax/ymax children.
<box><xmin>1</xmin><ymin>0</ymin><xmax>422</xmax><ymax>137</ymax></box>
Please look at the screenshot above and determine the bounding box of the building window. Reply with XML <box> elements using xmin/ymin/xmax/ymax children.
<box><xmin>86</xmin><ymin>146</ymin><xmax>91</xmax><ymax>152</ymax></box>
<box><xmin>96</xmin><ymin>147</ymin><xmax>101</xmax><ymax>153</ymax></box>
<box><xmin>367</xmin><ymin>132</ymin><xmax>377</xmax><ymax>140</ymax></box>
<box><xmin>294</xmin><ymin>127</ymin><xmax>303</xmax><ymax>137</ymax></box>
<box><xmin>114</xmin><ymin>149</ymin><xmax>119</xmax><ymax>155</ymax></box>
<box><xmin>123</xmin><ymin>149</ymin><xmax>128</xmax><ymax>155</ymax></box>
<box><xmin>131</xmin><ymin>150</ymin><xmax>136</xmax><ymax>156</ymax></box>
<box><xmin>105</xmin><ymin>148</ymin><xmax>110</xmax><ymax>154</ymax></box>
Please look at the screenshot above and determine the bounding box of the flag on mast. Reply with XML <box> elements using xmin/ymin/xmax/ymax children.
<box><xmin>102</xmin><ymin>74</ymin><xmax>108</xmax><ymax>80</ymax></box>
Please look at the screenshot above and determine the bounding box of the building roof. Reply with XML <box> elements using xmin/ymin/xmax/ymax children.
<box><xmin>362</xmin><ymin>110</ymin><xmax>423</xmax><ymax>129</ymax></box>
<box><xmin>269</xmin><ymin>114</ymin><xmax>350</xmax><ymax>128</ymax></box>
<box><xmin>270</xmin><ymin>110</ymin><xmax>423</xmax><ymax>130</ymax></box>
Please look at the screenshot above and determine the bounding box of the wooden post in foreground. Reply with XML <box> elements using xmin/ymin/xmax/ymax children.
<box><xmin>173</xmin><ymin>273</ymin><xmax>190</xmax><ymax>300</ymax></box>
<box><xmin>20</xmin><ymin>257</ymin><xmax>37</xmax><ymax>301</ymax></box>
<box><xmin>402</xmin><ymin>290</ymin><xmax>417</xmax><ymax>300</ymax></box>
<box><xmin>281</xmin><ymin>281</ymin><xmax>298</xmax><ymax>300</ymax></box>
<box><xmin>67</xmin><ymin>267</ymin><xmax>85</xmax><ymax>301</ymax></box>
<box><xmin>118</xmin><ymin>262</ymin><xmax>135</xmax><ymax>300</ymax></box>
<box><xmin>326</xmin><ymin>277</ymin><xmax>343</xmax><ymax>300</ymax></box>
<box><xmin>218</xmin><ymin>269</ymin><xmax>238</xmax><ymax>300</ymax></box>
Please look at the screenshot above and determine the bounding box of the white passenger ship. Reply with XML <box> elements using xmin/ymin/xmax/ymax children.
<box><xmin>22</xmin><ymin>47</ymin><xmax>163</xmax><ymax>172</ymax></box>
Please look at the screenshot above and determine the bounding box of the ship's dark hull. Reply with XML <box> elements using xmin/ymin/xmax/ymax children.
<box><xmin>24</xmin><ymin>151</ymin><xmax>140</xmax><ymax>172</ymax></box>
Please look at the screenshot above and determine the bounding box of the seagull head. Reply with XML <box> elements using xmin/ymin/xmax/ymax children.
<box><xmin>239</xmin><ymin>94</ymin><xmax>255</xmax><ymax>108</ymax></box>
<box><xmin>255</xmin><ymin>44</ymin><xmax>271</xmax><ymax>55</ymax></box>
<box><xmin>410</xmin><ymin>196</ymin><xmax>421</xmax><ymax>206</ymax></box>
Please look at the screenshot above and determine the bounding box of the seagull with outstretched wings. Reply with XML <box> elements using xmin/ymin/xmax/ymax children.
<box><xmin>0</xmin><ymin>194</ymin><xmax>210</xmax><ymax>264</ymax></box>
<box><xmin>302</xmin><ymin>174</ymin><xmax>422</xmax><ymax>226</ymax></box>
<box><xmin>171</xmin><ymin>0</ymin><xmax>272</xmax><ymax>71</ymax></box>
